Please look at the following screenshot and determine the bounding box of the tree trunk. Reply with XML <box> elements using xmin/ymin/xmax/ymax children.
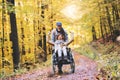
<box><xmin>112</xmin><ymin>4</ymin><xmax>116</xmax><ymax>27</ymax></box>
<box><xmin>103</xmin><ymin>21</ymin><xmax>108</xmax><ymax>42</ymax></box>
<box><xmin>98</xmin><ymin>2</ymin><xmax>105</xmax><ymax>42</ymax></box>
<box><xmin>114</xmin><ymin>3</ymin><xmax>119</xmax><ymax>21</ymax></box>
<box><xmin>92</xmin><ymin>26</ymin><xmax>97</xmax><ymax>41</ymax></box>
<box><xmin>7</xmin><ymin>0</ymin><xmax>20</xmax><ymax>70</ymax></box>
<box><xmin>104</xmin><ymin>1</ymin><xmax>113</xmax><ymax>40</ymax></box>
<box><xmin>40</xmin><ymin>2</ymin><xmax>47</xmax><ymax>61</ymax></box>
<box><xmin>2</xmin><ymin>0</ymin><xmax>6</xmax><ymax>74</ymax></box>
<box><xmin>100</xmin><ymin>16</ymin><xmax>105</xmax><ymax>42</ymax></box>
<box><xmin>42</xmin><ymin>27</ymin><xmax>47</xmax><ymax>61</ymax></box>
<box><xmin>50</xmin><ymin>0</ymin><xmax>53</xmax><ymax>30</ymax></box>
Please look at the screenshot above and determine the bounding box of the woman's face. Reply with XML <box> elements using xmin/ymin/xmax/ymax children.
<box><xmin>57</xmin><ymin>35</ymin><xmax>63</xmax><ymax>40</ymax></box>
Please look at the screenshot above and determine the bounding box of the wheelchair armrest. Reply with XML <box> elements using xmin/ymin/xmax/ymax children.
<box><xmin>52</xmin><ymin>49</ymin><xmax>55</xmax><ymax>54</ymax></box>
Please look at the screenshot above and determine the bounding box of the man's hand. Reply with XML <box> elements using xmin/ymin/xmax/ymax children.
<box><xmin>48</xmin><ymin>31</ymin><xmax>51</xmax><ymax>35</ymax></box>
<box><xmin>61</xmin><ymin>43</ymin><xmax>67</xmax><ymax>46</ymax></box>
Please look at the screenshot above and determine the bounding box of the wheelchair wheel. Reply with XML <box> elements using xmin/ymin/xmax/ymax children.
<box><xmin>52</xmin><ymin>54</ymin><xmax>56</xmax><ymax>74</ymax></box>
<box><xmin>52</xmin><ymin>64</ymin><xmax>56</xmax><ymax>74</ymax></box>
<box><xmin>70</xmin><ymin>60</ymin><xmax>75</xmax><ymax>73</ymax></box>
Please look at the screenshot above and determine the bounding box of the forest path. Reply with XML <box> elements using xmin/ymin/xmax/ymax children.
<box><xmin>9</xmin><ymin>51</ymin><xmax>98</xmax><ymax>80</ymax></box>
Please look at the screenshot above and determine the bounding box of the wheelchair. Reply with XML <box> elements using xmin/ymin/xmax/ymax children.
<box><xmin>52</xmin><ymin>48</ymin><xmax>75</xmax><ymax>74</ymax></box>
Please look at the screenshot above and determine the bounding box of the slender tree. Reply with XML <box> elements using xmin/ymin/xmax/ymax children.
<box><xmin>98</xmin><ymin>2</ymin><xmax>105</xmax><ymax>42</ymax></box>
<box><xmin>100</xmin><ymin>16</ymin><xmax>105</xmax><ymax>42</ymax></box>
<box><xmin>92</xmin><ymin>26</ymin><xmax>97</xmax><ymax>41</ymax></box>
<box><xmin>39</xmin><ymin>1</ymin><xmax>47</xmax><ymax>61</ymax></box>
<box><xmin>104</xmin><ymin>0</ymin><xmax>113</xmax><ymax>39</ymax></box>
<box><xmin>6</xmin><ymin>0</ymin><xmax>20</xmax><ymax>70</ymax></box>
<box><xmin>103</xmin><ymin>20</ymin><xmax>108</xmax><ymax>42</ymax></box>
<box><xmin>2</xmin><ymin>0</ymin><xmax>5</xmax><ymax>74</ymax></box>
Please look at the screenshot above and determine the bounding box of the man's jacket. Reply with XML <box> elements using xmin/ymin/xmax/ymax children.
<box><xmin>51</xmin><ymin>28</ymin><xmax>68</xmax><ymax>42</ymax></box>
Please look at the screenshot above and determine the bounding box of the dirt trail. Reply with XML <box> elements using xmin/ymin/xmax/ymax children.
<box><xmin>8</xmin><ymin>51</ymin><xmax>98</xmax><ymax>80</ymax></box>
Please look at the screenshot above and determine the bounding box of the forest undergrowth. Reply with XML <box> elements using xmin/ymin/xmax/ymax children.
<box><xmin>75</xmin><ymin>41</ymin><xmax>120</xmax><ymax>80</ymax></box>
<box><xmin>0</xmin><ymin>55</ymin><xmax>52</xmax><ymax>79</ymax></box>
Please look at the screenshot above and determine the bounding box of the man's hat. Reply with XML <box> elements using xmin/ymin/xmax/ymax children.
<box><xmin>56</xmin><ymin>22</ymin><xmax>62</xmax><ymax>26</ymax></box>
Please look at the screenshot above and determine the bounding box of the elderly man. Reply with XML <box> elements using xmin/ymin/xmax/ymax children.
<box><xmin>51</xmin><ymin>22</ymin><xmax>68</xmax><ymax>74</ymax></box>
<box><xmin>51</xmin><ymin>22</ymin><xmax>68</xmax><ymax>42</ymax></box>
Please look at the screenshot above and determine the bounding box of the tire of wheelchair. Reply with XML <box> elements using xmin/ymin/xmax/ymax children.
<box><xmin>52</xmin><ymin>48</ymin><xmax>75</xmax><ymax>74</ymax></box>
<box><xmin>70</xmin><ymin>60</ymin><xmax>75</xmax><ymax>73</ymax></box>
<box><xmin>52</xmin><ymin>64</ymin><xmax>56</xmax><ymax>74</ymax></box>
